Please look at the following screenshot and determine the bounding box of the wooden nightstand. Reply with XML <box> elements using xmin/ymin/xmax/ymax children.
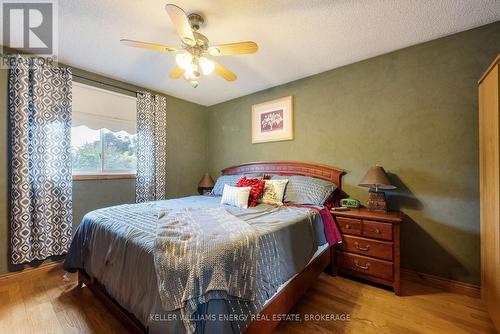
<box><xmin>331</xmin><ymin>208</ymin><xmax>403</xmax><ymax>295</ymax></box>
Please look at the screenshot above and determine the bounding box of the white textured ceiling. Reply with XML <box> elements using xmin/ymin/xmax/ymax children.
<box><xmin>55</xmin><ymin>0</ymin><xmax>499</xmax><ymax>106</ymax></box>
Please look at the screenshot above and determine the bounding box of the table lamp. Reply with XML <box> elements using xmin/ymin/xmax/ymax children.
<box><xmin>358</xmin><ymin>165</ymin><xmax>396</xmax><ymax>212</ymax></box>
<box><xmin>198</xmin><ymin>173</ymin><xmax>215</xmax><ymax>195</ymax></box>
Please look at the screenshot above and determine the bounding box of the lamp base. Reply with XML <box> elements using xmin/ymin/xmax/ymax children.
<box><xmin>366</xmin><ymin>190</ymin><xmax>387</xmax><ymax>212</ymax></box>
<box><xmin>197</xmin><ymin>187</ymin><xmax>213</xmax><ymax>195</ymax></box>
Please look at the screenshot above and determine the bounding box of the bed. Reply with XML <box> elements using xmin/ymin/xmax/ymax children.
<box><xmin>64</xmin><ymin>161</ymin><xmax>344</xmax><ymax>334</ymax></box>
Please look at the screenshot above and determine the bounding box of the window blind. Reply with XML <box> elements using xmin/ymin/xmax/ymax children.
<box><xmin>72</xmin><ymin>82</ymin><xmax>137</xmax><ymax>134</ymax></box>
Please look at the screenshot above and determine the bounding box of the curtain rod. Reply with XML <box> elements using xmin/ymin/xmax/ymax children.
<box><xmin>72</xmin><ymin>73</ymin><xmax>139</xmax><ymax>95</ymax></box>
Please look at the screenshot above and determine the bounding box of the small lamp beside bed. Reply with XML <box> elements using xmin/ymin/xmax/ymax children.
<box><xmin>358</xmin><ymin>165</ymin><xmax>396</xmax><ymax>212</ymax></box>
<box><xmin>198</xmin><ymin>173</ymin><xmax>215</xmax><ymax>195</ymax></box>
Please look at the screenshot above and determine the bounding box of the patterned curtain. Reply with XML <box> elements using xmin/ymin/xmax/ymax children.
<box><xmin>9</xmin><ymin>56</ymin><xmax>73</xmax><ymax>264</ymax></box>
<box><xmin>136</xmin><ymin>92</ymin><xmax>167</xmax><ymax>202</ymax></box>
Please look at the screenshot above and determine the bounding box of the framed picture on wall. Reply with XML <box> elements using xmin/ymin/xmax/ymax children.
<box><xmin>252</xmin><ymin>96</ymin><xmax>293</xmax><ymax>143</ymax></box>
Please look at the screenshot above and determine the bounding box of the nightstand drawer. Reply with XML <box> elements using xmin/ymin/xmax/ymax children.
<box><xmin>341</xmin><ymin>235</ymin><xmax>393</xmax><ymax>261</ymax></box>
<box><xmin>362</xmin><ymin>220</ymin><xmax>393</xmax><ymax>240</ymax></box>
<box><xmin>331</xmin><ymin>208</ymin><xmax>402</xmax><ymax>295</ymax></box>
<box><xmin>337</xmin><ymin>251</ymin><xmax>393</xmax><ymax>281</ymax></box>
<box><xmin>336</xmin><ymin>217</ymin><xmax>362</xmax><ymax>235</ymax></box>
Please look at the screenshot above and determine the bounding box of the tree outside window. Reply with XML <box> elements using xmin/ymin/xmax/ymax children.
<box><xmin>71</xmin><ymin>125</ymin><xmax>137</xmax><ymax>174</ymax></box>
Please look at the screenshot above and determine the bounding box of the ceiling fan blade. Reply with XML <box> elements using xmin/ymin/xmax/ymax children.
<box><xmin>165</xmin><ymin>4</ymin><xmax>196</xmax><ymax>46</ymax></box>
<box><xmin>120</xmin><ymin>39</ymin><xmax>178</xmax><ymax>52</ymax></box>
<box><xmin>169</xmin><ymin>66</ymin><xmax>184</xmax><ymax>79</ymax></box>
<box><xmin>208</xmin><ymin>42</ymin><xmax>258</xmax><ymax>56</ymax></box>
<box><xmin>214</xmin><ymin>61</ymin><xmax>237</xmax><ymax>81</ymax></box>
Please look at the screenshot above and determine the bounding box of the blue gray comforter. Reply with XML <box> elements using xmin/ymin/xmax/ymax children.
<box><xmin>64</xmin><ymin>196</ymin><xmax>327</xmax><ymax>334</ymax></box>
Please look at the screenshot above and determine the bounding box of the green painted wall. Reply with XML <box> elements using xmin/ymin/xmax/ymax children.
<box><xmin>207</xmin><ymin>22</ymin><xmax>500</xmax><ymax>284</ymax></box>
<box><xmin>0</xmin><ymin>62</ymin><xmax>208</xmax><ymax>274</ymax></box>
<box><xmin>2</xmin><ymin>22</ymin><xmax>499</xmax><ymax>284</ymax></box>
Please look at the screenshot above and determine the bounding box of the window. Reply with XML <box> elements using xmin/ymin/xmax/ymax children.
<box><xmin>71</xmin><ymin>126</ymin><xmax>137</xmax><ymax>174</ymax></box>
<box><xmin>72</xmin><ymin>82</ymin><xmax>137</xmax><ymax>179</ymax></box>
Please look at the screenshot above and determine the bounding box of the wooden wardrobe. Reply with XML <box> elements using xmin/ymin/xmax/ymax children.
<box><xmin>479</xmin><ymin>54</ymin><xmax>500</xmax><ymax>331</ymax></box>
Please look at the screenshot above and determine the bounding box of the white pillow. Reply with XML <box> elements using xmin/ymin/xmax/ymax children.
<box><xmin>260</xmin><ymin>179</ymin><xmax>289</xmax><ymax>205</ymax></box>
<box><xmin>221</xmin><ymin>184</ymin><xmax>251</xmax><ymax>208</ymax></box>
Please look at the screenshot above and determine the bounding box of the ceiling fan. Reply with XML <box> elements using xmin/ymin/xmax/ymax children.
<box><xmin>121</xmin><ymin>4</ymin><xmax>258</xmax><ymax>88</ymax></box>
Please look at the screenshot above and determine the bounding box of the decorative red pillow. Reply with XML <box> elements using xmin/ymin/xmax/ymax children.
<box><xmin>236</xmin><ymin>177</ymin><xmax>265</xmax><ymax>207</ymax></box>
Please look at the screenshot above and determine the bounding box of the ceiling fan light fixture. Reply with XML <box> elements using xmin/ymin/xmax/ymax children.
<box><xmin>123</xmin><ymin>4</ymin><xmax>258</xmax><ymax>87</ymax></box>
<box><xmin>176</xmin><ymin>52</ymin><xmax>193</xmax><ymax>70</ymax></box>
<box><xmin>199</xmin><ymin>57</ymin><xmax>215</xmax><ymax>75</ymax></box>
<box><xmin>184</xmin><ymin>63</ymin><xmax>200</xmax><ymax>80</ymax></box>
<box><xmin>208</xmin><ymin>47</ymin><xmax>221</xmax><ymax>56</ymax></box>
<box><xmin>184</xmin><ymin>71</ymin><xmax>200</xmax><ymax>81</ymax></box>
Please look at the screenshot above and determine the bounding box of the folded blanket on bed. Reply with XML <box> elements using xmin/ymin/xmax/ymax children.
<box><xmin>282</xmin><ymin>203</ymin><xmax>342</xmax><ymax>245</ymax></box>
<box><xmin>154</xmin><ymin>207</ymin><xmax>259</xmax><ymax>333</ymax></box>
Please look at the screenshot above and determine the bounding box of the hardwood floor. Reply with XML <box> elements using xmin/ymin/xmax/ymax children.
<box><xmin>274</xmin><ymin>274</ymin><xmax>495</xmax><ymax>334</ymax></box>
<box><xmin>0</xmin><ymin>265</ymin><xmax>128</xmax><ymax>333</ymax></box>
<box><xmin>0</xmin><ymin>266</ymin><xmax>495</xmax><ymax>334</ymax></box>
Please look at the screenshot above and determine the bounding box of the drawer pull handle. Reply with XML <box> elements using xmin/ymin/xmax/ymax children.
<box><xmin>354</xmin><ymin>260</ymin><xmax>370</xmax><ymax>270</ymax></box>
<box><xmin>373</xmin><ymin>227</ymin><xmax>381</xmax><ymax>234</ymax></box>
<box><xmin>354</xmin><ymin>242</ymin><xmax>370</xmax><ymax>251</ymax></box>
<box><xmin>344</xmin><ymin>224</ymin><xmax>350</xmax><ymax>229</ymax></box>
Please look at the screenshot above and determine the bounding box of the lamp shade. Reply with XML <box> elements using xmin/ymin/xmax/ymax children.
<box><xmin>358</xmin><ymin>165</ymin><xmax>396</xmax><ymax>190</ymax></box>
<box><xmin>198</xmin><ymin>173</ymin><xmax>215</xmax><ymax>188</ymax></box>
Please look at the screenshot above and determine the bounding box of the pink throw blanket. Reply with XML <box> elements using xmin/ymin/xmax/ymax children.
<box><xmin>284</xmin><ymin>204</ymin><xmax>342</xmax><ymax>245</ymax></box>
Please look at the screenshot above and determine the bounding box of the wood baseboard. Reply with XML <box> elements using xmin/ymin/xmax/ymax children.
<box><xmin>401</xmin><ymin>269</ymin><xmax>480</xmax><ymax>298</ymax></box>
<box><xmin>0</xmin><ymin>261</ymin><xmax>63</xmax><ymax>286</ymax></box>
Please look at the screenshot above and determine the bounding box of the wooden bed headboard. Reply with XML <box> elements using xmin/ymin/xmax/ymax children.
<box><xmin>221</xmin><ymin>161</ymin><xmax>345</xmax><ymax>190</ymax></box>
